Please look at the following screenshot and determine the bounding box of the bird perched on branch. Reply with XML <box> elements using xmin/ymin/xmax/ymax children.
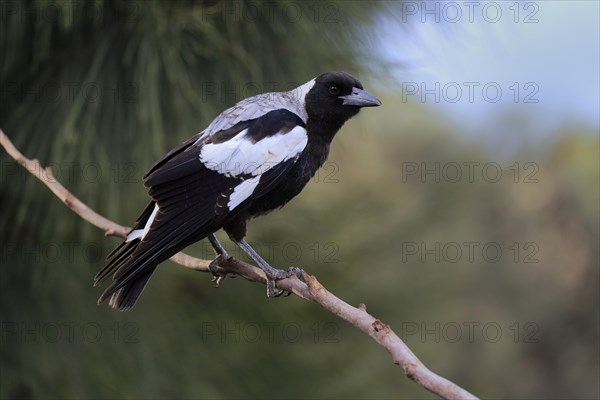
<box><xmin>95</xmin><ymin>71</ymin><xmax>381</xmax><ymax>310</ymax></box>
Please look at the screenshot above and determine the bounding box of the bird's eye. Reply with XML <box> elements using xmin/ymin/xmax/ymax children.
<box><xmin>329</xmin><ymin>85</ymin><xmax>340</xmax><ymax>95</ymax></box>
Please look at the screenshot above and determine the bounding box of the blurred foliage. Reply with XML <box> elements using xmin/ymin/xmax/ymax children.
<box><xmin>1</xmin><ymin>1</ymin><xmax>599</xmax><ymax>399</ymax></box>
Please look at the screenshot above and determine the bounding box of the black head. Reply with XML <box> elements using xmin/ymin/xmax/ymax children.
<box><xmin>303</xmin><ymin>71</ymin><xmax>381</xmax><ymax>138</ymax></box>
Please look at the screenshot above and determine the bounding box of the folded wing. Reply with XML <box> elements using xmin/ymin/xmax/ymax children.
<box><xmin>96</xmin><ymin>109</ymin><xmax>307</xmax><ymax>309</ymax></box>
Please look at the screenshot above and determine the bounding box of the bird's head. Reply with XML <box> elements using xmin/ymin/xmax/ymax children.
<box><xmin>298</xmin><ymin>71</ymin><xmax>381</xmax><ymax>134</ymax></box>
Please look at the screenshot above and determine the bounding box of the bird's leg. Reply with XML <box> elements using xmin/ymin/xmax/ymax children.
<box><xmin>235</xmin><ymin>239</ymin><xmax>303</xmax><ymax>297</ymax></box>
<box><xmin>208</xmin><ymin>234</ymin><xmax>231</xmax><ymax>285</ymax></box>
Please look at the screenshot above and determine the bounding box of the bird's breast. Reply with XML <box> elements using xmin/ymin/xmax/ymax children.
<box><xmin>246</xmin><ymin>142</ymin><xmax>330</xmax><ymax>217</ymax></box>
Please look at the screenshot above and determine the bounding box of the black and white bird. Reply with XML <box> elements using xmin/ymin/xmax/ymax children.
<box><xmin>95</xmin><ymin>71</ymin><xmax>381</xmax><ymax>310</ymax></box>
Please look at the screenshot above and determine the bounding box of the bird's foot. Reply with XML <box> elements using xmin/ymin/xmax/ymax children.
<box><xmin>264</xmin><ymin>266</ymin><xmax>304</xmax><ymax>297</ymax></box>
<box><xmin>209</xmin><ymin>252</ymin><xmax>232</xmax><ymax>288</ymax></box>
<box><xmin>233</xmin><ymin>239</ymin><xmax>303</xmax><ymax>297</ymax></box>
<box><xmin>208</xmin><ymin>234</ymin><xmax>234</xmax><ymax>287</ymax></box>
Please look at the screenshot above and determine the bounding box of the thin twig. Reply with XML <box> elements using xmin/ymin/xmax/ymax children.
<box><xmin>1</xmin><ymin>129</ymin><xmax>478</xmax><ymax>400</ymax></box>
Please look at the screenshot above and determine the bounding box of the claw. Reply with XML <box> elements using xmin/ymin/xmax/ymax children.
<box><xmin>211</xmin><ymin>274</ymin><xmax>226</xmax><ymax>288</ymax></box>
<box><xmin>264</xmin><ymin>266</ymin><xmax>304</xmax><ymax>298</ymax></box>
<box><xmin>207</xmin><ymin>234</ymin><xmax>232</xmax><ymax>287</ymax></box>
<box><xmin>208</xmin><ymin>254</ymin><xmax>224</xmax><ymax>276</ymax></box>
<box><xmin>287</xmin><ymin>266</ymin><xmax>304</xmax><ymax>279</ymax></box>
<box><xmin>208</xmin><ymin>253</ymin><xmax>232</xmax><ymax>288</ymax></box>
<box><xmin>233</xmin><ymin>239</ymin><xmax>304</xmax><ymax>298</ymax></box>
<box><xmin>266</xmin><ymin>279</ymin><xmax>284</xmax><ymax>297</ymax></box>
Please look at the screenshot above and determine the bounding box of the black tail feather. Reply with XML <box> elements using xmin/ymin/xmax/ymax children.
<box><xmin>106</xmin><ymin>270</ymin><xmax>155</xmax><ymax>311</ymax></box>
<box><xmin>95</xmin><ymin>201</ymin><xmax>157</xmax><ymax>309</ymax></box>
<box><xmin>94</xmin><ymin>240</ymin><xmax>138</xmax><ymax>285</ymax></box>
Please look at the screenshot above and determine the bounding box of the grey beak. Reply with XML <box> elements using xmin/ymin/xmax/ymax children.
<box><xmin>339</xmin><ymin>87</ymin><xmax>382</xmax><ymax>107</ymax></box>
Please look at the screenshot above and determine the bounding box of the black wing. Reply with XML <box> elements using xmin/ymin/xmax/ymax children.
<box><xmin>97</xmin><ymin>109</ymin><xmax>307</xmax><ymax>310</ymax></box>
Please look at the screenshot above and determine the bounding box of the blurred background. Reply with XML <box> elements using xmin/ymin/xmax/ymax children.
<box><xmin>1</xmin><ymin>1</ymin><xmax>598</xmax><ymax>399</ymax></box>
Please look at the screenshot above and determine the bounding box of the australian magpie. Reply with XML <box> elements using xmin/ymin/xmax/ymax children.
<box><xmin>95</xmin><ymin>71</ymin><xmax>381</xmax><ymax>311</ymax></box>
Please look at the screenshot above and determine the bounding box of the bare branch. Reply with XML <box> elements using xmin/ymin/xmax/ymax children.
<box><xmin>1</xmin><ymin>129</ymin><xmax>478</xmax><ymax>400</ymax></box>
<box><xmin>0</xmin><ymin>129</ymin><xmax>209</xmax><ymax>271</ymax></box>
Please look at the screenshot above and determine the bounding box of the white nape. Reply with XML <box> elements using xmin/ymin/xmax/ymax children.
<box><xmin>292</xmin><ymin>78</ymin><xmax>315</xmax><ymax>121</ymax></box>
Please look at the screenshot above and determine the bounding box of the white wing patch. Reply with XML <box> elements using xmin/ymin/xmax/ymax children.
<box><xmin>199</xmin><ymin>126</ymin><xmax>307</xmax><ymax>177</ymax></box>
<box><xmin>227</xmin><ymin>176</ymin><xmax>261</xmax><ymax>210</ymax></box>
<box><xmin>126</xmin><ymin>204</ymin><xmax>159</xmax><ymax>242</ymax></box>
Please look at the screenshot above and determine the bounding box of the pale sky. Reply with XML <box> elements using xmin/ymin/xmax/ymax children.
<box><xmin>376</xmin><ymin>0</ymin><xmax>600</xmax><ymax>134</ymax></box>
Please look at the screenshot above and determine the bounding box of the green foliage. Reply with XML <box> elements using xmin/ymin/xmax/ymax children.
<box><xmin>1</xmin><ymin>0</ymin><xmax>377</xmax><ymax>233</ymax></box>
